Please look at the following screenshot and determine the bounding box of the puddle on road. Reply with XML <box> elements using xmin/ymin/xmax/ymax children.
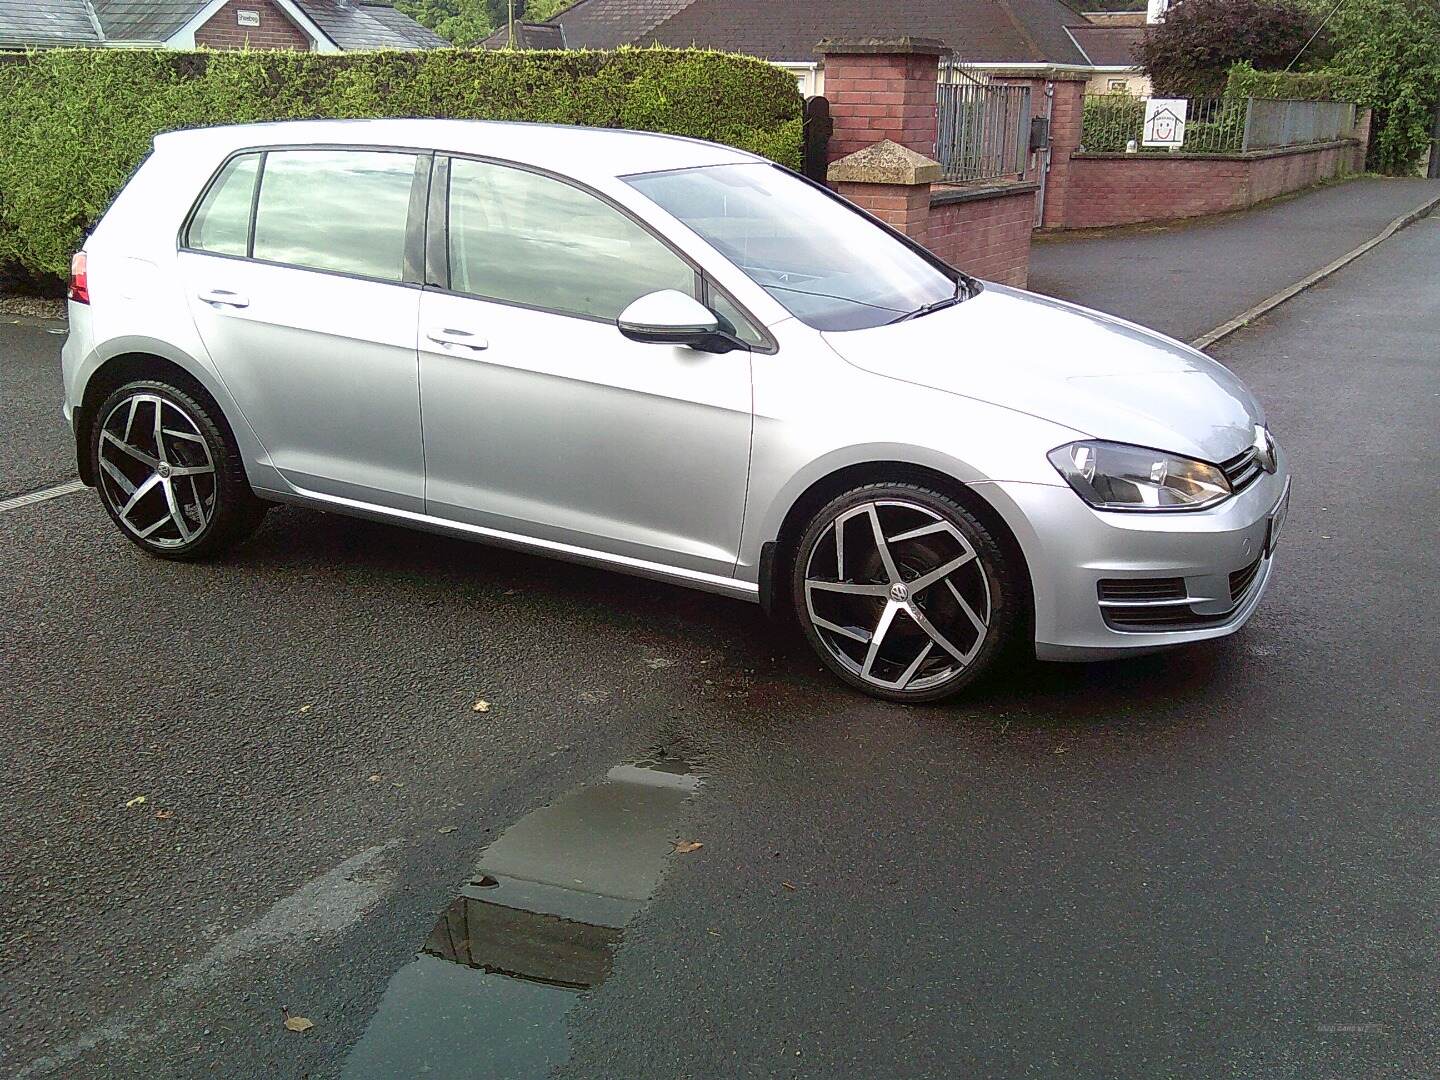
<box><xmin>342</xmin><ymin>752</ymin><xmax>703</xmax><ymax>1079</ymax></box>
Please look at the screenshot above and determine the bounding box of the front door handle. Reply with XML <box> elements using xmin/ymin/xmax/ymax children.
<box><xmin>198</xmin><ymin>289</ymin><xmax>249</xmax><ymax>309</ymax></box>
<box><xmin>426</xmin><ymin>327</ymin><xmax>489</xmax><ymax>351</ymax></box>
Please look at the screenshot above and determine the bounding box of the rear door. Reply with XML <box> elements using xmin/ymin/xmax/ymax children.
<box><xmin>178</xmin><ymin>148</ymin><xmax>428</xmax><ymax>512</ymax></box>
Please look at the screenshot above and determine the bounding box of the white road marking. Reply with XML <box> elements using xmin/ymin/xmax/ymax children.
<box><xmin>0</xmin><ymin>479</ymin><xmax>86</xmax><ymax>514</ymax></box>
<box><xmin>14</xmin><ymin>840</ymin><xmax>401</xmax><ymax>1078</ymax></box>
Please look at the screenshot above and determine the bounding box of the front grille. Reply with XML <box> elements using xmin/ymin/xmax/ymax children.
<box><xmin>1098</xmin><ymin>577</ymin><xmax>1187</xmax><ymax>602</ymax></box>
<box><xmin>1220</xmin><ymin>447</ymin><xmax>1263</xmax><ymax>494</ymax></box>
<box><xmin>1100</xmin><ymin>558</ymin><xmax>1267</xmax><ymax>633</ymax></box>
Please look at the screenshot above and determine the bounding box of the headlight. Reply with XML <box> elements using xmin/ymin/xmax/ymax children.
<box><xmin>1047</xmin><ymin>440</ymin><xmax>1231</xmax><ymax>511</ymax></box>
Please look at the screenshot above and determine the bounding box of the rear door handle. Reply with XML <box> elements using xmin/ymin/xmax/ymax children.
<box><xmin>198</xmin><ymin>289</ymin><xmax>249</xmax><ymax>309</ymax></box>
<box><xmin>426</xmin><ymin>327</ymin><xmax>489</xmax><ymax>351</ymax></box>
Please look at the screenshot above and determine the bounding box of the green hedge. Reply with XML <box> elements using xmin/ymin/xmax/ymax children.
<box><xmin>1224</xmin><ymin>61</ymin><xmax>1372</xmax><ymax>106</ymax></box>
<box><xmin>0</xmin><ymin>47</ymin><xmax>803</xmax><ymax>288</ymax></box>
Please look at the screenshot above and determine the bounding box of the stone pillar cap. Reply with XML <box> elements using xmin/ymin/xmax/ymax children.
<box><xmin>827</xmin><ymin>140</ymin><xmax>943</xmax><ymax>186</ymax></box>
<box><xmin>816</xmin><ymin>36</ymin><xmax>949</xmax><ymax>57</ymax></box>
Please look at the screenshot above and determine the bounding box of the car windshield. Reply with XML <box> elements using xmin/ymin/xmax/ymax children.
<box><xmin>625</xmin><ymin>163</ymin><xmax>966</xmax><ymax>332</ymax></box>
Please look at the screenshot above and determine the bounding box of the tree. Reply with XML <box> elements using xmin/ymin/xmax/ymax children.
<box><xmin>1136</xmin><ymin>0</ymin><xmax>1323</xmax><ymax>96</ymax></box>
<box><xmin>393</xmin><ymin>0</ymin><xmax>496</xmax><ymax>44</ymax></box>
<box><xmin>524</xmin><ymin>0</ymin><xmax>577</xmax><ymax>20</ymax></box>
<box><xmin>1316</xmin><ymin>0</ymin><xmax>1440</xmax><ymax>173</ymax></box>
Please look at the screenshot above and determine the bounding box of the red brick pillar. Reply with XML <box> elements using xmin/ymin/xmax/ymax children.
<box><xmin>1040</xmin><ymin>75</ymin><xmax>1087</xmax><ymax>229</ymax></box>
<box><xmin>817</xmin><ymin>37</ymin><xmax>946</xmax><ymax>162</ymax></box>
<box><xmin>827</xmin><ymin>140</ymin><xmax>941</xmax><ymax>241</ymax></box>
<box><xmin>1352</xmin><ymin>107</ymin><xmax>1372</xmax><ymax>172</ymax></box>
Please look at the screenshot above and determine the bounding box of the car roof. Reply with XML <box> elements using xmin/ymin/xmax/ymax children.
<box><xmin>152</xmin><ymin>118</ymin><xmax>760</xmax><ymax>180</ymax></box>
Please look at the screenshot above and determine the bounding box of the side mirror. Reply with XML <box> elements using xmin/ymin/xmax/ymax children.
<box><xmin>616</xmin><ymin>290</ymin><xmax>744</xmax><ymax>354</ymax></box>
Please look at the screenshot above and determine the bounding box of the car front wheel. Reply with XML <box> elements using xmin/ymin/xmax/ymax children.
<box><xmin>791</xmin><ymin>483</ymin><xmax>1017</xmax><ymax>702</ymax></box>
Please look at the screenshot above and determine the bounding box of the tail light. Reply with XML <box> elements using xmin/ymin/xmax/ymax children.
<box><xmin>68</xmin><ymin>252</ymin><xmax>90</xmax><ymax>304</ymax></box>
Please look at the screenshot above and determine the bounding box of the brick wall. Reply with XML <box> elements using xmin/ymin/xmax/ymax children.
<box><xmin>926</xmin><ymin>186</ymin><xmax>1037</xmax><ymax>288</ymax></box>
<box><xmin>1058</xmin><ymin>141</ymin><xmax>1361</xmax><ymax>229</ymax></box>
<box><xmin>831</xmin><ymin>181</ymin><xmax>933</xmax><ymax>236</ymax></box>
<box><xmin>821</xmin><ymin>40</ymin><xmax>1036</xmax><ymax>288</ymax></box>
<box><xmin>194</xmin><ymin>0</ymin><xmax>313</xmax><ymax>50</ymax></box>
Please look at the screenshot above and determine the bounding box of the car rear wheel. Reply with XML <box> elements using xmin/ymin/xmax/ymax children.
<box><xmin>791</xmin><ymin>483</ymin><xmax>1017</xmax><ymax>702</ymax></box>
<box><xmin>91</xmin><ymin>378</ymin><xmax>264</xmax><ymax>560</ymax></box>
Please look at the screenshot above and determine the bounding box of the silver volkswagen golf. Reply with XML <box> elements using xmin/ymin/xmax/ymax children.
<box><xmin>62</xmin><ymin>119</ymin><xmax>1289</xmax><ymax>701</ymax></box>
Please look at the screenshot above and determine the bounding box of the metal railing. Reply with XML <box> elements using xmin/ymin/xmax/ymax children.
<box><xmin>1080</xmin><ymin>96</ymin><xmax>1247</xmax><ymax>154</ymax></box>
<box><xmin>1080</xmin><ymin>94</ymin><xmax>1358</xmax><ymax>155</ymax></box>
<box><xmin>1242</xmin><ymin>98</ymin><xmax>1356</xmax><ymax>150</ymax></box>
<box><xmin>936</xmin><ymin>64</ymin><xmax>1031</xmax><ymax>184</ymax></box>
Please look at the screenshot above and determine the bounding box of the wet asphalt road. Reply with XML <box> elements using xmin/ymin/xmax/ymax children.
<box><xmin>2</xmin><ymin>218</ymin><xmax>1438</xmax><ymax>1079</ymax></box>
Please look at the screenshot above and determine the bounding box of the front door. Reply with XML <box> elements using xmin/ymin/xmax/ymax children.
<box><xmin>417</xmin><ymin>156</ymin><xmax>752</xmax><ymax>578</ymax></box>
<box><xmin>179</xmin><ymin>148</ymin><xmax>426</xmax><ymax>511</ymax></box>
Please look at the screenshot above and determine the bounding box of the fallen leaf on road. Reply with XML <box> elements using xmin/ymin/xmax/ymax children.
<box><xmin>367</xmin><ymin>774</ymin><xmax>382</xmax><ymax>783</ymax></box>
<box><xmin>472</xmin><ymin>699</ymin><xmax>491</xmax><ymax>713</ymax></box>
<box><xmin>673</xmin><ymin>840</ymin><xmax>703</xmax><ymax>854</ymax></box>
<box><xmin>155</xmin><ymin>810</ymin><xmax>173</xmax><ymax>821</ymax></box>
<box><xmin>124</xmin><ymin>795</ymin><xmax>147</xmax><ymax>808</ymax></box>
<box><xmin>644</xmin><ymin>657</ymin><xmax>676</xmax><ymax>669</ymax></box>
<box><xmin>298</xmin><ymin>705</ymin><xmax>312</xmax><ymax>714</ymax></box>
<box><xmin>283</xmin><ymin>1015</ymin><xmax>314</xmax><ymax>1033</ymax></box>
<box><xmin>438</xmin><ymin>826</ymin><xmax>457</xmax><ymax>834</ymax></box>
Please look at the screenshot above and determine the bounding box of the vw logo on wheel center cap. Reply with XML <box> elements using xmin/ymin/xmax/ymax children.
<box><xmin>889</xmin><ymin>582</ymin><xmax>910</xmax><ymax>603</ymax></box>
<box><xmin>157</xmin><ymin>462</ymin><xmax>172</xmax><ymax>479</ymax></box>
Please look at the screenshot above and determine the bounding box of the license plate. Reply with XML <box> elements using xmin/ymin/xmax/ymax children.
<box><xmin>1265</xmin><ymin>484</ymin><xmax>1290</xmax><ymax>555</ymax></box>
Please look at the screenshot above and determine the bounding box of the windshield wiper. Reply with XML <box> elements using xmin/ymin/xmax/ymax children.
<box><xmin>887</xmin><ymin>273</ymin><xmax>979</xmax><ymax>324</ymax></box>
<box><xmin>887</xmin><ymin>292</ymin><xmax>963</xmax><ymax>324</ymax></box>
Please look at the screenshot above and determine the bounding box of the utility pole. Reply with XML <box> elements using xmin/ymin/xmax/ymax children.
<box><xmin>1428</xmin><ymin>103</ymin><xmax>1440</xmax><ymax>179</ymax></box>
<box><xmin>508</xmin><ymin>0</ymin><xmax>515</xmax><ymax>47</ymax></box>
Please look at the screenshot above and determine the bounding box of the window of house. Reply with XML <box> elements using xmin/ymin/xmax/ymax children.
<box><xmin>251</xmin><ymin>150</ymin><xmax>418</xmax><ymax>281</ymax></box>
<box><xmin>186</xmin><ymin>153</ymin><xmax>261</xmax><ymax>257</ymax></box>
<box><xmin>446</xmin><ymin>158</ymin><xmax>696</xmax><ymax>321</ymax></box>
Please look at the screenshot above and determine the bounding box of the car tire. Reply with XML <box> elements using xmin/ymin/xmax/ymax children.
<box><xmin>90</xmin><ymin>377</ymin><xmax>265</xmax><ymax>560</ymax></box>
<box><xmin>790</xmin><ymin>482</ymin><xmax>1018</xmax><ymax>702</ymax></box>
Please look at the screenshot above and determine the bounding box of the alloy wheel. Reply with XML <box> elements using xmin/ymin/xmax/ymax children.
<box><xmin>803</xmin><ymin>500</ymin><xmax>993</xmax><ymax>693</ymax></box>
<box><xmin>97</xmin><ymin>392</ymin><xmax>217</xmax><ymax>548</ymax></box>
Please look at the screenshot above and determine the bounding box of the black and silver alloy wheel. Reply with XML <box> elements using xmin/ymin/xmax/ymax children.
<box><xmin>91</xmin><ymin>378</ymin><xmax>265</xmax><ymax>559</ymax></box>
<box><xmin>97</xmin><ymin>392</ymin><xmax>217</xmax><ymax>548</ymax></box>
<box><xmin>793</xmin><ymin>485</ymin><xmax>1014</xmax><ymax>701</ymax></box>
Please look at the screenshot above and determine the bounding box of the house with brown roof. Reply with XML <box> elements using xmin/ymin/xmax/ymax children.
<box><xmin>485</xmin><ymin>0</ymin><xmax>1149</xmax><ymax>97</ymax></box>
<box><xmin>0</xmin><ymin>0</ymin><xmax>446</xmax><ymax>52</ymax></box>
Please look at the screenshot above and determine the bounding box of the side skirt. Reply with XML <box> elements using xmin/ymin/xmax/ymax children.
<box><xmin>254</xmin><ymin>485</ymin><xmax>761</xmax><ymax>603</ymax></box>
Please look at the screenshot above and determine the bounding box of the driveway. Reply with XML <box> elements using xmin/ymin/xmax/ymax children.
<box><xmin>1029</xmin><ymin>176</ymin><xmax>1440</xmax><ymax>343</ymax></box>
<box><xmin>2</xmin><ymin>220</ymin><xmax>1438</xmax><ymax>1078</ymax></box>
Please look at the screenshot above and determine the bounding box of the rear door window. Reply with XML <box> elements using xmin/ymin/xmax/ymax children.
<box><xmin>251</xmin><ymin>150</ymin><xmax>419</xmax><ymax>281</ymax></box>
<box><xmin>186</xmin><ymin>153</ymin><xmax>261</xmax><ymax>257</ymax></box>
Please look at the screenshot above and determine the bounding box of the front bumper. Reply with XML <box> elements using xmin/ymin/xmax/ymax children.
<box><xmin>982</xmin><ymin>447</ymin><xmax>1290</xmax><ymax>660</ymax></box>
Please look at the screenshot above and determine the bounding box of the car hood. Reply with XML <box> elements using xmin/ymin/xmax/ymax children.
<box><xmin>822</xmin><ymin>284</ymin><xmax>1263</xmax><ymax>463</ymax></box>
